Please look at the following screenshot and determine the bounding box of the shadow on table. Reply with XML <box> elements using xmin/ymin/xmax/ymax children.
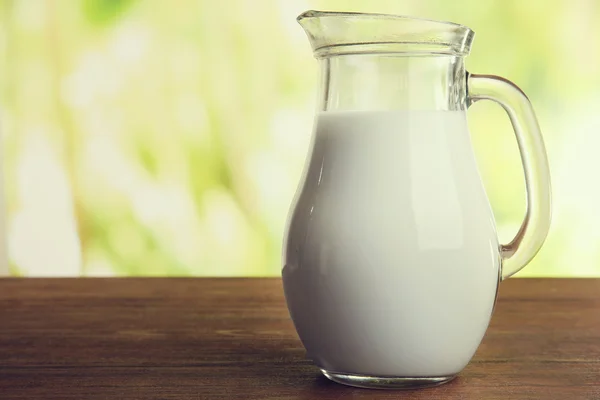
<box><xmin>231</xmin><ymin>340</ymin><xmax>467</xmax><ymax>399</ymax></box>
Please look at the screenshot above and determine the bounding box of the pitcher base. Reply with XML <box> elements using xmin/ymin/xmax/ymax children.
<box><xmin>321</xmin><ymin>369</ymin><xmax>457</xmax><ymax>389</ymax></box>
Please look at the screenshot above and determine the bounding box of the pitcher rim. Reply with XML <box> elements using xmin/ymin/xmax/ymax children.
<box><xmin>297</xmin><ymin>10</ymin><xmax>475</xmax><ymax>58</ymax></box>
<box><xmin>297</xmin><ymin>10</ymin><xmax>471</xmax><ymax>31</ymax></box>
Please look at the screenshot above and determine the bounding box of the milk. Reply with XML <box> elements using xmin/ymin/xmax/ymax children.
<box><xmin>283</xmin><ymin>110</ymin><xmax>500</xmax><ymax>377</ymax></box>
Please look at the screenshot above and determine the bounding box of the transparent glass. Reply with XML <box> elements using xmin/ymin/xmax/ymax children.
<box><xmin>282</xmin><ymin>11</ymin><xmax>551</xmax><ymax>389</ymax></box>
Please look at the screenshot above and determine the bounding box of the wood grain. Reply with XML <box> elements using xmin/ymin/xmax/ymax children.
<box><xmin>1</xmin><ymin>278</ymin><xmax>599</xmax><ymax>399</ymax></box>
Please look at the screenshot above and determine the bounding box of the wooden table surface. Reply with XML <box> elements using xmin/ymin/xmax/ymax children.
<box><xmin>1</xmin><ymin>278</ymin><xmax>599</xmax><ymax>399</ymax></box>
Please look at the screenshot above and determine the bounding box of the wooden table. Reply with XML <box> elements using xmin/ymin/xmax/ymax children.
<box><xmin>0</xmin><ymin>278</ymin><xmax>599</xmax><ymax>399</ymax></box>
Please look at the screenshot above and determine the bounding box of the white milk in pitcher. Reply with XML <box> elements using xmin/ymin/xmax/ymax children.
<box><xmin>283</xmin><ymin>110</ymin><xmax>500</xmax><ymax>377</ymax></box>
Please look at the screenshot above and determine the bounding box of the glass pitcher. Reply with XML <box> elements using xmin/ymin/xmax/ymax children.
<box><xmin>282</xmin><ymin>11</ymin><xmax>552</xmax><ymax>389</ymax></box>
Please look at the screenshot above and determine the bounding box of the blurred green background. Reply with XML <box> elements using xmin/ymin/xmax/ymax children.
<box><xmin>0</xmin><ymin>0</ymin><xmax>597</xmax><ymax>276</ymax></box>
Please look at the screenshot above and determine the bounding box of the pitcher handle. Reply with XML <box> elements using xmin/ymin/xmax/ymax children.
<box><xmin>466</xmin><ymin>73</ymin><xmax>552</xmax><ymax>280</ymax></box>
